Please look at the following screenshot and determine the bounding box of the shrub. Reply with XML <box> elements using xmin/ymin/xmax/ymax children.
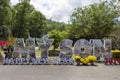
<box><xmin>87</xmin><ymin>55</ymin><xmax>97</xmax><ymax>65</ymax></box>
<box><xmin>112</xmin><ymin>50</ymin><xmax>120</xmax><ymax>58</ymax></box>
<box><xmin>74</xmin><ymin>55</ymin><xmax>81</xmax><ymax>62</ymax></box>
<box><xmin>87</xmin><ymin>56</ymin><xmax>97</xmax><ymax>62</ymax></box>
<box><xmin>80</xmin><ymin>58</ymin><xmax>89</xmax><ymax>65</ymax></box>
<box><xmin>74</xmin><ymin>55</ymin><xmax>97</xmax><ymax>65</ymax></box>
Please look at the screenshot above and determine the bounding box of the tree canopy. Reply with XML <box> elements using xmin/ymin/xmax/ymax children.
<box><xmin>0</xmin><ymin>0</ymin><xmax>11</xmax><ymax>40</ymax></box>
<box><xmin>28</xmin><ymin>10</ymin><xmax>47</xmax><ymax>37</ymax></box>
<box><xmin>0</xmin><ymin>0</ymin><xmax>120</xmax><ymax>49</ymax></box>
<box><xmin>12</xmin><ymin>0</ymin><xmax>34</xmax><ymax>38</ymax></box>
<box><xmin>70</xmin><ymin>0</ymin><xmax>119</xmax><ymax>39</ymax></box>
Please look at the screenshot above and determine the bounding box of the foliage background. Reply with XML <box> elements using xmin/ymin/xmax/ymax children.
<box><xmin>0</xmin><ymin>0</ymin><xmax>120</xmax><ymax>50</ymax></box>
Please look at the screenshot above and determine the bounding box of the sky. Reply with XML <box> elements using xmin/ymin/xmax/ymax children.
<box><xmin>10</xmin><ymin>0</ymin><xmax>100</xmax><ymax>23</ymax></box>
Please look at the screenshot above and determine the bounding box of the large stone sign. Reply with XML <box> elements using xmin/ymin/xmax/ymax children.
<box><xmin>12</xmin><ymin>38</ymin><xmax>25</xmax><ymax>58</ymax></box>
<box><xmin>36</xmin><ymin>34</ymin><xmax>54</xmax><ymax>64</ymax></box>
<box><xmin>3</xmin><ymin>34</ymin><xmax>112</xmax><ymax>65</ymax></box>
<box><xmin>58</xmin><ymin>39</ymin><xmax>74</xmax><ymax>64</ymax></box>
<box><xmin>90</xmin><ymin>39</ymin><xmax>112</xmax><ymax>60</ymax></box>
<box><xmin>25</xmin><ymin>37</ymin><xmax>36</xmax><ymax>58</ymax></box>
<box><xmin>74</xmin><ymin>39</ymin><xmax>92</xmax><ymax>57</ymax></box>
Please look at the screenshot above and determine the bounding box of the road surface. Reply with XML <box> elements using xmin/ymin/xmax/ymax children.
<box><xmin>0</xmin><ymin>63</ymin><xmax>120</xmax><ymax>80</ymax></box>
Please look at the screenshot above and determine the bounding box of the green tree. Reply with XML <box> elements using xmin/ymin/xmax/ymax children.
<box><xmin>48</xmin><ymin>30</ymin><xmax>69</xmax><ymax>50</ymax></box>
<box><xmin>48</xmin><ymin>30</ymin><xmax>61</xmax><ymax>50</ymax></box>
<box><xmin>12</xmin><ymin>0</ymin><xmax>34</xmax><ymax>38</ymax></box>
<box><xmin>111</xmin><ymin>26</ymin><xmax>120</xmax><ymax>49</ymax></box>
<box><xmin>46</xmin><ymin>19</ymin><xmax>67</xmax><ymax>32</ymax></box>
<box><xmin>70</xmin><ymin>0</ymin><xmax>119</xmax><ymax>40</ymax></box>
<box><xmin>0</xmin><ymin>0</ymin><xmax>12</xmax><ymax>40</ymax></box>
<box><xmin>28</xmin><ymin>10</ymin><xmax>47</xmax><ymax>37</ymax></box>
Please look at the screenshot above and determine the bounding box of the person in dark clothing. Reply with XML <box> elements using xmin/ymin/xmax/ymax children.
<box><xmin>3</xmin><ymin>48</ymin><xmax>9</xmax><ymax>59</ymax></box>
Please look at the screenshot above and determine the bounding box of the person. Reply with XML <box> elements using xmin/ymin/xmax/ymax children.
<box><xmin>3</xmin><ymin>48</ymin><xmax>9</xmax><ymax>59</ymax></box>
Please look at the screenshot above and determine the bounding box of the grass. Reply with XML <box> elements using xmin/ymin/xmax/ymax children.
<box><xmin>35</xmin><ymin>49</ymin><xmax>40</xmax><ymax>56</ymax></box>
<box><xmin>48</xmin><ymin>46</ymin><xmax>60</xmax><ymax>50</ymax></box>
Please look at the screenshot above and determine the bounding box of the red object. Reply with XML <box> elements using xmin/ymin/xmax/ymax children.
<box><xmin>104</xmin><ymin>58</ymin><xmax>120</xmax><ymax>65</ymax></box>
<box><xmin>109</xmin><ymin>58</ymin><xmax>113</xmax><ymax>65</ymax></box>
<box><xmin>117</xmin><ymin>58</ymin><xmax>120</xmax><ymax>64</ymax></box>
<box><xmin>0</xmin><ymin>40</ymin><xmax>9</xmax><ymax>46</ymax></box>
<box><xmin>104</xmin><ymin>58</ymin><xmax>109</xmax><ymax>65</ymax></box>
<box><xmin>113</xmin><ymin>58</ymin><xmax>117</xmax><ymax>65</ymax></box>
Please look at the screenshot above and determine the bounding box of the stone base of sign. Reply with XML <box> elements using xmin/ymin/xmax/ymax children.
<box><xmin>2</xmin><ymin>57</ymin><xmax>74</xmax><ymax>65</ymax></box>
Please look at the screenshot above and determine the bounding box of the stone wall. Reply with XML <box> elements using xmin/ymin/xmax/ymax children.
<box><xmin>48</xmin><ymin>50</ymin><xmax>60</xmax><ymax>56</ymax></box>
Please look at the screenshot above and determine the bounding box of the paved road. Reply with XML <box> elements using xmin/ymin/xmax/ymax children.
<box><xmin>0</xmin><ymin>63</ymin><xmax>120</xmax><ymax>80</ymax></box>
